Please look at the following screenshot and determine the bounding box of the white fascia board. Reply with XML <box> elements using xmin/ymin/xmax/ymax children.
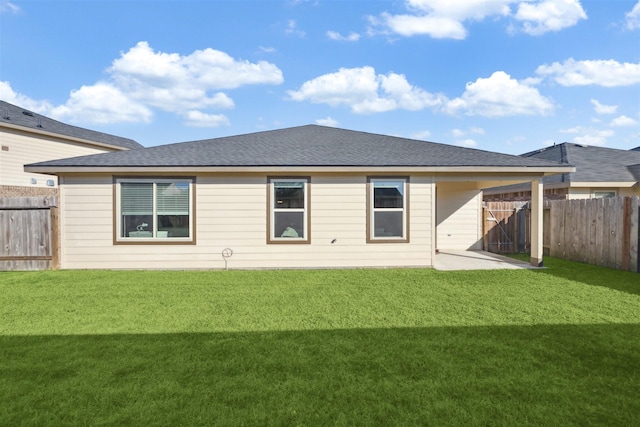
<box><xmin>24</xmin><ymin>165</ymin><xmax>576</xmax><ymax>175</ymax></box>
<box><xmin>569</xmin><ymin>181</ymin><xmax>637</xmax><ymax>188</ymax></box>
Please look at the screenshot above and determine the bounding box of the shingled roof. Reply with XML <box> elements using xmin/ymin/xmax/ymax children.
<box><xmin>1</xmin><ymin>100</ymin><xmax>142</xmax><ymax>150</ymax></box>
<box><xmin>521</xmin><ymin>143</ymin><xmax>640</xmax><ymax>184</ymax></box>
<box><xmin>27</xmin><ymin>124</ymin><xmax>569</xmax><ymax>170</ymax></box>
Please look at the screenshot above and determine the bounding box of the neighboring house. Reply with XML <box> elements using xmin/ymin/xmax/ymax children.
<box><xmin>0</xmin><ymin>100</ymin><xmax>142</xmax><ymax>197</ymax></box>
<box><xmin>26</xmin><ymin>125</ymin><xmax>573</xmax><ymax>270</ymax></box>
<box><xmin>484</xmin><ymin>143</ymin><xmax>640</xmax><ymax>201</ymax></box>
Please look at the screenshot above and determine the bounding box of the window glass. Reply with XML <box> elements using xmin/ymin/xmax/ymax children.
<box><xmin>274</xmin><ymin>211</ymin><xmax>304</xmax><ymax>238</ymax></box>
<box><xmin>369</xmin><ymin>178</ymin><xmax>407</xmax><ymax>241</ymax></box>
<box><xmin>121</xmin><ymin>182</ymin><xmax>153</xmax><ymax>238</ymax></box>
<box><xmin>269</xmin><ymin>178</ymin><xmax>308</xmax><ymax>242</ymax></box>
<box><xmin>593</xmin><ymin>191</ymin><xmax>616</xmax><ymax>198</ymax></box>
<box><xmin>374</xmin><ymin>181</ymin><xmax>404</xmax><ymax>208</ymax></box>
<box><xmin>118</xmin><ymin>179</ymin><xmax>192</xmax><ymax>241</ymax></box>
<box><xmin>157</xmin><ymin>182</ymin><xmax>190</xmax><ymax>238</ymax></box>
<box><xmin>274</xmin><ymin>181</ymin><xmax>305</xmax><ymax>208</ymax></box>
<box><xmin>374</xmin><ymin>211</ymin><xmax>403</xmax><ymax>237</ymax></box>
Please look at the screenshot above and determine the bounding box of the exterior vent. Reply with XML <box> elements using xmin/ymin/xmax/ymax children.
<box><xmin>22</xmin><ymin>110</ymin><xmax>34</xmax><ymax>116</ymax></box>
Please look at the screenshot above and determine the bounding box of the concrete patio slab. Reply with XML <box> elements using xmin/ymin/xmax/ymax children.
<box><xmin>434</xmin><ymin>250</ymin><xmax>544</xmax><ymax>271</ymax></box>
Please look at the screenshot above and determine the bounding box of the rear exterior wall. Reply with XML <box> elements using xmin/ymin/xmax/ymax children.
<box><xmin>58</xmin><ymin>173</ymin><xmax>436</xmax><ymax>269</ymax></box>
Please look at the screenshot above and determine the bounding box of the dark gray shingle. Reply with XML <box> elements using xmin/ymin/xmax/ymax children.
<box><xmin>1</xmin><ymin>100</ymin><xmax>143</xmax><ymax>150</ymax></box>
<box><xmin>28</xmin><ymin>125</ymin><xmax>568</xmax><ymax>169</ymax></box>
<box><xmin>522</xmin><ymin>143</ymin><xmax>640</xmax><ymax>184</ymax></box>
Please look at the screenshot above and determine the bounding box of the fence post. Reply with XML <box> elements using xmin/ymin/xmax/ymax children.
<box><xmin>482</xmin><ymin>206</ymin><xmax>488</xmax><ymax>251</ymax></box>
<box><xmin>50</xmin><ymin>205</ymin><xmax>60</xmax><ymax>270</ymax></box>
<box><xmin>630</xmin><ymin>196</ymin><xmax>639</xmax><ymax>273</ymax></box>
<box><xmin>622</xmin><ymin>197</ymin><xmax>631</xmax><ymax>271</ymax></box>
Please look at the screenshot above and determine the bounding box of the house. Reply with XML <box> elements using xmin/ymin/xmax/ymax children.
<box><xmin>25</xmin><ymin>125</ymin><xmax>573</xmax><ymax>270</ymax></box>
<box><xmin>484</xmin><ymin>143</ymin><xmax>640</xmax><ymax>201</ymax></box>
<box><xmin>0</xmin><ymin>100</ymin><xmax>142</xmax><ymax>197</ymax></box>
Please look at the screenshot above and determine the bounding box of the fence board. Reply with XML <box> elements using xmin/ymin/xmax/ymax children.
<box><xmin>0</xmin><ymin>197</ymin><xmax>57</xmax><ymax>271</ymax></box>
<box><xmin>483</xmin><ymin>196</ymin><xmax>639</xmax><ymax>272</ymax></box>
<box><xmin>630</xmin><ymin>197</ymin><xmax>639</xmax><ymax>272</ymax></box>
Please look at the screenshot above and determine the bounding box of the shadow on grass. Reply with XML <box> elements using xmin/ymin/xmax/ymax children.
<box><xmin>2</xmin><ymin>324</ymin><xmax>639</xmax><ymax>426</ymax></box>
<box><xmin>508</xmin><ymin>254</ymin><xmax>640</xmax><ymax>296</ymax></box>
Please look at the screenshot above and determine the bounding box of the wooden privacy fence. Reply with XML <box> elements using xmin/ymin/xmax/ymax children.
<box><xmin>546</xmin><ymin>196</ymin><xmax>639</xmax><ymax>272</ymax></box>
<box><xmin>0</xmin><ymin>196</ymin><xmax>59</xmax><ymax>271</ymax></box>
<box><xmin>483</xmin><ymin>201</ymin><xmax>531</xmax><ymax>254</ymax></box>
<box><xmin>483</xmin><ymin>197</ymin><xmax>640</xmax><ymax>272</ymax></box>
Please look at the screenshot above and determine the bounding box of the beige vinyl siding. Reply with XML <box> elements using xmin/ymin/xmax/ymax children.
<box><xmin>436</xmin><ymin>182</ymin><xmax>482</xmax><ymax>250</ymax></box>
<box><xmin>567</xmin><ymin>187</ymin><xmax>639</xmax><ymax>199</ymax></box>
<box><xmin>0</xmin><ymin>129</ymin><xmax>111</xmax><ymax>188</ymax></box>
<box><xmin>59</xmin><ymin>173</ymin><xmax>435</xmax><ymax>269</ymax></box>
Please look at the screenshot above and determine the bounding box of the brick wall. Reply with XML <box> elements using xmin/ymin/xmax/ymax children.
<box><xmin>0</xmin><ymin>185</ymin><xmax>59</xmax><ymax>198</ymax></box>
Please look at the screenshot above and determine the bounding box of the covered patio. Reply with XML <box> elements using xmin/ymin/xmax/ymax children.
<box><xmin>433</xmin><ymin>250</ymin><xmax>544</xmax><ymax>271</ymax></box>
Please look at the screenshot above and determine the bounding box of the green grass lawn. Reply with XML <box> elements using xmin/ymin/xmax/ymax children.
<box><xmin>1</xmin><ymin>258</ymin><xmax>639</xmax><ymax>426</ymax></box>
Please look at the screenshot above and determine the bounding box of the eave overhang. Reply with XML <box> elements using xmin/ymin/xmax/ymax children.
<box><xmin>1</xmin><ymin>121</ymin><xmax>131</xmax><ymax>152</ymax></box>
<box><xmin>24</xmin><ymin>165</ymin><xmax>576</xmax><ymax>175</ymax></box>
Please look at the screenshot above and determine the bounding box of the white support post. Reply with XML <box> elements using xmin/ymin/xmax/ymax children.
<box><xmin>530</xmin><ymin>179</ymin><xmax>544</xmax><ymax>267</ymax></box>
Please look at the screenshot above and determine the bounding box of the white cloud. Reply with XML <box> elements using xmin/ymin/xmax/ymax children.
<box><xmin>0</xmin><ymin>1</ymin><xmax>20</xmax><ymax>14</ymax></box>
<box><xmin>610</xmin><ymin>115</ymin><xmax>638</xmax><ymax>127</ymax></box>
<box><xmin>0</xmin><ymin>81</ymin><xmax>52</xmax><ymax>113</ymax></box>
<box><xmin>514</xmin><ymin>0</ymin><xmax>587</xmax><ymax>35</ymax></box>
<box><xmin>626</xmin><ymin>1</ymin><xmax>640</xmax><ymax>30</ymax></box>
<box><xmin>50</xmin><ymin>82</ymin><xmax>153</xmax><ymax>124</ymax></box>
<box><xmin>456</xmin><ymin>139</ymin><xmax>478</xmax><ymax>147</ymax></box>
<box><xmin>590</xmin><ymin>99</ymin><xmax>617</xmax><ymax>114</ymax></box>
<box><xmin>258</xmin><ymin>46</ymin><xmax>277</xmax><ymax>53</ymax></box>
<box><xmin>109</xmin><ymin>41</ymin><xmax>282</xmax><ymax>113</ymax></box>
<box><xmin>445</xmin><ymin>71</ymin><xmax>555</xmax><ymax>117</ymax></box>
<box><xmin>452</xmin><ymin>127</ymin><xmax>485</xmax><ymax>138</ymax></box>
<box><xmin>182</xmin><ymin>110</ymin><xmax>230</xmax><ymax>128</ymax></box>
<box><xmin>315</xmin><ymin>117</ymin><xmax>339</xmax><ymax>127</ymax></box>
<box><xmin>285</xmin><ymin>19</ymin><xmax>306</xmax><ymax>37</ymax></box>
<box><xmin>536</xmin><ymin>58</ymin><xmax>640</xmax><ymax>87</ymax></box>
<box><xmin>411</xmin><ymin>130</ymin><xmax>432</xmax><ymax>140</ymax></box>
<box><xmin>327</xmin><ymin>31</ymin><xmax>361</xmax><ymax>41</ymax></box>
<box><xmin>371</xmin><ymin>0</ymin><xmax>514</xmax><ymax>39</ymax></box>
<box><xmin>370</xmin><ymin>0</ymin><xmax>586</xmax><ymax>39</ymax></box>
<box><xmin>376</xmin><ymin>13</ymin><xmax>468</xmax><ymax>39</ymax></box>
<box><xmin>561</xmin><ymin>126</ymin><xmax>614</xmax><ymax>146</ymax></box>
<box><xmin>287</xmin><ymin>66</ymin><xmax>444</xmax><ymax>114</ymax></box>
<box><xmin>3</xmin><ymin>42</ymin><xmax>284</xmax><ymax>125</ymax></box>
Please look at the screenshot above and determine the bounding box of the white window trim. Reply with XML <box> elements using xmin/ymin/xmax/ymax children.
<box><xmin>268</xmin><ymin>177</ymin><xmax>310</xmax><ymax>243</ymax></box>
<box><xmin>368</xmin><ymin>177</ymin><xmax>409</xmax><ymax>243</ymax></box>
<box><xmin>115</xmin><ymin>177</ymin><xmax>194</xmax><ymax>243</ymax></box>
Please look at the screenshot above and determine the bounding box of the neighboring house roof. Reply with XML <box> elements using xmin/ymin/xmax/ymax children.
<box><xmin>1</xmin><ymin>100</ymin><xmax>143</xmax><ymax>150</ymax></box>
<box><xmin>520</xmin><ymin>143</ymin><xmax>640</xmax><ymax>184</ymax></box>
<box><xmin>26</xmin><ymin>125</ymin><xmax>571</xmax><ymax>172</ymax></box>
<box><xmin>632</xmin><ymin>146</ymin><xmax>640</xmax><ymax>152</ymax></box>
<box><xmin>484</xmin><ymin>142</ymin><xmax>640</xmax><ymax>195</ymax></box>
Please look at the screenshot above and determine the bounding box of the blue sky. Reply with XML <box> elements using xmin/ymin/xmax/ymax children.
<box><xmin>1</xmin><ymin>0</ymin><xmax>639</xmax><ymax>154</ymax></box>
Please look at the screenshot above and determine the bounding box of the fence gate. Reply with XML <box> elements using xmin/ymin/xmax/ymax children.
<box><xmin>483</xmin><ymin>201</ymin><xmax>530</xmax><ymax>254</ymax></box>
<box><xmin>0</xmin><ymin>197</ymin><xmax>59</xmax><ymax>271</ymax></box>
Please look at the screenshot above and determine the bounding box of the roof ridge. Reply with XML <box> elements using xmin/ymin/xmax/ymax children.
<box><xmin>0</xmin><ymin>100</ymin><xmax>143</xmax><ymax>150</ymax></box>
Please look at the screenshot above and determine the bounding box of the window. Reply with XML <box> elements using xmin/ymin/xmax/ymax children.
<box><xmin>115</xmin><ymin>177</ymin><xmax>194</xmax><ymax>243</ymax></box>
<box><xmin>367</xmin><ymin>177</ymin><xmax>409</xmax><ymax>242</ymax></box>
<box><xmin>593</xmin><ymin>191</ymin><xmax>616</xmax><ymax>198</ymax></box>
<box><xmin>268</xmin><ymin>177</ymin><xmax>310</xmax><ymax>243</ymax></box>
